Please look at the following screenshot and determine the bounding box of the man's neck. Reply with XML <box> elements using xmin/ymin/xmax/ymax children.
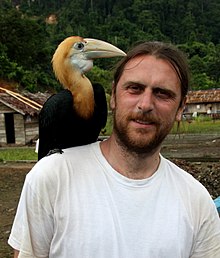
<box><xmin>100</xmin><ymin>135</ymin><xmax>161</xmax><ymax>180</ymax></box>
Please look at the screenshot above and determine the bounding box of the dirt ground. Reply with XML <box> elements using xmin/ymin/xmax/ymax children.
<box><xmin>0</xmin><ymin>134</ymin><xmax>220</xmax><ymax>257</ymax></box>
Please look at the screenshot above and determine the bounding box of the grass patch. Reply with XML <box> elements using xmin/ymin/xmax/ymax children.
<box><xmin>171</xmin><ymin>120</ymin><xmax>220</xmax><ymax>134</ymax></box>
<box><xmin>0</xmin><ymin>147</ymin><xmax>37</xmax><ymax>162</ymax></box>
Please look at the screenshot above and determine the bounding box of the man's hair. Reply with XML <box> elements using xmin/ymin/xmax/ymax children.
<box><xmin>113</xmin><ymin>41</ymin><xmax>189</xmax><ymax>102</ymax></box>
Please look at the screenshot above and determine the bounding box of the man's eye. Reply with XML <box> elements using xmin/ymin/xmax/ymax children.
<box><xmin>154</xmin><ymin>89</ymin><xmax>175</xmax><ymax>99</ymax></box>
<box><xmin>157</xmin><ymin>90</ymin><xmax>169</xmax><ymax>97</ymax></box>
<box><xmin>127</xmin><ymin>85</ymin><xmax>143</xmax><ymax>93</ymax></box>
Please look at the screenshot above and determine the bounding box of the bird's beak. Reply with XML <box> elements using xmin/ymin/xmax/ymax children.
<box><xmin>83</xmin><ymin>38</ymin><xmax>126</xmax><ymax>59</ymax></box>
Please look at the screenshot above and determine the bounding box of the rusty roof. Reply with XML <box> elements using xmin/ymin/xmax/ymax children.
<box><xmin>0</xmin><ymin>91</ymin><xmax>51</xmax><ymax>116</ymax></box>
<box><xmin>186</xmin><ymin>89</ymin><xmax>220</xmax><ymax>104</ymax></box>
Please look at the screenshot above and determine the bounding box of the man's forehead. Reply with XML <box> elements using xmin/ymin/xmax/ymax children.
<box><xmin>123</xmin><ymin>55</ymin><xmax>176</xmax><ymax>74</ymax></box>
<box><xmin>124</xmin><ymin>55</ymin><xmax>170</xmax><ymax>71</ymax></box>
<box><xmin>124</xmin><ymin>55</ymin><xmax>149</xmax><ymax>70</ymax></box>
<box><xmin>123</xmin><ymin>54</ymin><xmax>180</xmax><ymax>81</ymax></box>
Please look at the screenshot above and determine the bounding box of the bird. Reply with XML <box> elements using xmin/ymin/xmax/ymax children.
<box><xmin>38</xmin><ymin>36</ymin><xmax>126</xmax><ymax>160</ymax></box>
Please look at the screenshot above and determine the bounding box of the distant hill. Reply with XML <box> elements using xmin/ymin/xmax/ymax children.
<box><xmin>0</xmin><ymin>0</ymin><xmax>220</xmax><ymax>92</ymax></box>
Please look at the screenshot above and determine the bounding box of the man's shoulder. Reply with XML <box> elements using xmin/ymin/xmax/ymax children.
<box><xmin>40</xmin><ymin>142</ymin><xmax>99</xmax><ymax>163</ymax></box>
<box><xmin>161</xmin><ymin>156</ymin><xmax>215</xmax><ymax>216</ymax></box>
<box><xmin>162</xmin><ymin>156</ymin><xmax>195</xmax><ymax>177</ymax></box>
<box><xmin>161</xmin><ymin>156</ymin><xmax>208</xmax><ymax>193</ymax></box>
<box><xmin>63</xmin><ymin>142</ymin><xmax>99</xmax><ymax>156</ymax></box>
<box><xmin>27</xmin><ymin>142</ymin><xmax>100</xmax><ymax>182</ymax></box>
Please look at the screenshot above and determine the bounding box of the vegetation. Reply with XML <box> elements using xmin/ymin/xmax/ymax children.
<box><xmin>0</xmin><ymin>147</ymin><xmax>37</xmax><ymax>161</ymax></box>
<box><xmin>0</xmin><ymin>0</ymin><xmax>220</xmax><ymax>93</ymax></box>
<box><xmin>171</xmin><ymin>119</ymin><xmax>220</xmax><ymax>134</ymax></box>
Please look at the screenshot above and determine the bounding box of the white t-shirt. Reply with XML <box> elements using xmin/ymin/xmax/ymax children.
<box><xmin>8</xmin><ymin>142</ymin><xmax>220</xmax><ymax>258</ymax></box>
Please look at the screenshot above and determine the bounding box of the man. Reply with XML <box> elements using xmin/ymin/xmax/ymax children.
<box><xmin>9</xmin><ymin>41</ymin><xmax>220</xmax><ymax>257</ymax></box>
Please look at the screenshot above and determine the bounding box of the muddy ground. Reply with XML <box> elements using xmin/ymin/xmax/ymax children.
<box><xmin>0</xmin><ymin>134</ymin><xmax>220</xmax><ymax>257</ymax></box>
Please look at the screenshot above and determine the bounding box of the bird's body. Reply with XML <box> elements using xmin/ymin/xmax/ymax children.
<box><xmin>38</xmin><ymin>36</ymin><xmax>126</xmax><ymax>160</ymax></box>
<box><xmin>38</xmin><ymin>86</ymin><xmax>107</xmax><ymax>160</ymax></box>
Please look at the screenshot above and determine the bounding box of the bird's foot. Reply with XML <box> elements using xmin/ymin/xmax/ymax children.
<box><xmin>46</xmin><ymin>148</ymin><xmax>64</xmax><ymax>156</ymax></box>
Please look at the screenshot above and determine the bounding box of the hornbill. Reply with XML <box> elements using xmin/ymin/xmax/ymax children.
<box><xmin>38</xmin><ymin>36</ymin><xmax>126</xmax><ymax>160</ymax></box>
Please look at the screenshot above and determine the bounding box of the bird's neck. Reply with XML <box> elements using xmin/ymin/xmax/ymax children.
<box><xmin>58</xmin><ymin>65</ymin><xmax>95</xmax><ymax>119</ymax></box>
<box><xmin>71</xmin><ymin>75</ymin><xmax>95</xmax><ymax>119</ymax></box>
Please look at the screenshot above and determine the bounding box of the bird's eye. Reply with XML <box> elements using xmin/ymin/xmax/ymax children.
<box><xmin>74</xmin><ymin>42</ymin><xmax>85</xmax><ymax>50</ymax></box>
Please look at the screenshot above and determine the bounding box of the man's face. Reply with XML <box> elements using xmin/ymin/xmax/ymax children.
<box><xmin>111</xmin><ymin>55</ymin><xmax>184</xmax><ymax>155</ymax></box>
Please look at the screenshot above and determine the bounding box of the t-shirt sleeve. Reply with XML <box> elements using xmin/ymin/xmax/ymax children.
<box><xmin>190</xmin><ymin>196</ymin><xmax>220</xmax><ymax>258</ymax></box>
<box><xmin>8</xmin><ymin>169</ymin><xmax>54</xmax><ymax>257</ymax></box>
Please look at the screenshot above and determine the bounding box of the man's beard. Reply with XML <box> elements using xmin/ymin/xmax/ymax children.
<box><xmin>112</xmin><ymin>109</ymin><xmax>174</xmax><ymax>155</ymax></box>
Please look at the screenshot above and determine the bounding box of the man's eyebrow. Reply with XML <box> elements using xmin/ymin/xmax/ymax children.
<box><xmin>123</xmin><ymin>81</ymin><xmax>146</xmax><ymax>88</ymax></box>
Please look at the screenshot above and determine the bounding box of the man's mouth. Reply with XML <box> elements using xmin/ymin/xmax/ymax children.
<box><xmin>135</xmin><ymin>119</ymin><xmax>154</xmax><ymax>125</ymax></box>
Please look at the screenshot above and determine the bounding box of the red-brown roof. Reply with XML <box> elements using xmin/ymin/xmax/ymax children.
<box><xmin>0</xmin><ymin>91</ymin><xmax>51</xmax><ymax>116</ymax></box>
<box><xmin>186</xmin><ymin>89</ymin><xmax>220</xmax><ymax>104</ymax></box>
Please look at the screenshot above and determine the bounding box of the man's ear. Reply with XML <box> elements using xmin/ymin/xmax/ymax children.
<box><xmin>175</xmin><ymin>97</ymin><xmax>186</xmax><ymax>122</ymax></box>
<box><xmin>110</xmin><ymin>82</ymin><xmax>116</xmax><ymax>110</ymax></box>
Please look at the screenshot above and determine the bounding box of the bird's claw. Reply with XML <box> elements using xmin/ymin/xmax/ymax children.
<box><xmin>46</xmin><ymin>148</ymin><xmax>64</xmax><ymax>156</ymax></box>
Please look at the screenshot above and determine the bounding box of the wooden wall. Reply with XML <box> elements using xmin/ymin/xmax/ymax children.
<box><xmin>0</xmin><ymin>103</ymin><xmax>39</xmax><ymax>145</ymax></box>
<box><xmin>14</xmin><ymin>114</ymin><xmax>25</xmax><ymax>144</ymax></box>
<box><xmin>0</xmin><ymin>113</ymin><xmax>6</xmax><ymax>144</ymax></box>
<box><xmin>186</xmin><ymin>102</ymin><xmax>220</xmax><ymax>114</ymax></box>
<box><xmin>24</xmin><ymin>115</ymin><xmax>39</xmax><ymax>144</ymax></box>
<box><xmin>0</xmin><ymin>102</ymin><xmax>12</xmax><ymax>144</ymax></box>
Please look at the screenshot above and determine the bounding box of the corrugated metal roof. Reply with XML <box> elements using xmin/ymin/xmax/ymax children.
<box><xmin>186</xmin><ymin>89</ymin><xmax>220</xmax><ymax>104</ymax></box>
<box><xmin>0</xmin><ymin>91</ymin><xmax>50</xmax><ymax>116</ymax></box>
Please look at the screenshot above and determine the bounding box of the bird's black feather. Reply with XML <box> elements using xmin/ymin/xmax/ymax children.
<box><xmin>38</xmin><ymin>84</ymin><xmax>107</xmax><ymax>160</ymax></box>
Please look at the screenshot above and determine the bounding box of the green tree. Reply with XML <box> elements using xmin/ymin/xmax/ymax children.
<box><xmin>1</xmin><ymin>0</ymin><xmax>220</xmax><ymax>93</ymax></box>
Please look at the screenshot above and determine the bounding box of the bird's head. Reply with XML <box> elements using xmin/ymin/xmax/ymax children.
<box><xmin>51</xmin><ymin>36</ymin><xmax>126</xmax><ymax>119</ymax></box>
<box><xmin>52</xmin><ymin>36</ymin><xmax>126</xmax><ymax>88</ymax></box>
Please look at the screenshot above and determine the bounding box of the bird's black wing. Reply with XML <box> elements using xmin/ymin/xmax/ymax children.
<box><xmin>89</xmin><ymin>82</ymin><xmax>108</xmax><ymax>137</ymax></box>
<box><xmin>38</xmin><ymin>89</ymin><xmax>74</xmax><ymax>160</ymax></box>
<box><xmin>38</xmin><ymin>85</ymin><xmax>107</xmax><ymax>160</ymax></box>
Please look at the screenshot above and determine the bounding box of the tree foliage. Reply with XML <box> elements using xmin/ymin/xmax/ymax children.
<box><xmin>0</xmin><ymin>0</ymin><xmax>220</xmax><ymax>92</ymax></box>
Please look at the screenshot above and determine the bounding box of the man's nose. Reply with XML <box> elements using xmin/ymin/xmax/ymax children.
<box><xmin>137</xmin><ymin>90</ymin><xmax>154</xmax><ymax>113</ymax></box>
